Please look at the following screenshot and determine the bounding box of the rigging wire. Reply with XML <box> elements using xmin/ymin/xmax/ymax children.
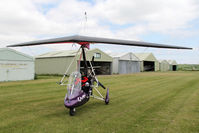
<box><xmin>59</xmin><ymin>47</ymin><xmax>82</xmax><ymax>84</ymax></box>
<box><xmin>142</xmin><ymin>47</ymin><xmax>148</xmax><ymax>53</ymax></box>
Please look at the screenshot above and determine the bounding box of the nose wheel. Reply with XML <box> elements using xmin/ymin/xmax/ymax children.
<box><xmin>69</xmin><ymin>108</ymin><xmax>76</xmax><ymax>116</ymax></box>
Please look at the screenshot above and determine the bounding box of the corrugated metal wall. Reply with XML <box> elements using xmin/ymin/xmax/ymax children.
<box><xmin>118</xmin><ymin>60</ymin><xmax>140</xmax><ymax>74</ymax></box>
<box><xmin>0</xmin><ymin>48</ymin><xmax>34</xmax><ymax>82</ymax></box>
<box><xmin>159</xmin><ymin>61</ymin><xmax>170</xmax><ymax>72</ymax></box>
<box><xmin>155</xmin><ymin>61</ymin><xmax>160</xmax><ymax>71</ymax></box>
<box><xmin>35</xmin><ymin>57</ymin><xmax>76</xmax><ymax>75</ymax></box>
<box><xmin>0</xmin><ymin>61</ymin><xmax>34</xmax><ymax>81</ymax></box>
<box><xmin>112</xmin><ymin>58</ymin><xmax>119</xmax><ymax>74</ymax></box>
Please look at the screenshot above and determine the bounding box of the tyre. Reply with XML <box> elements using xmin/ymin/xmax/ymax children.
<box><xmin>69</xmin><ymin>108</ymin><xmax>75</xmax><ymax>116</ymax></box>
<box><xmin>105</xmin><ymin>98</ymin><xmax>109</xmax><ymax>104</ymax></box>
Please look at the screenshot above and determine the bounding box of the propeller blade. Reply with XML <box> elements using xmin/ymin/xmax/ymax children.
<box><xmin>7</xmin><ymin>35</ymin><xmax>192</xmax><ymax>50</ymax></box>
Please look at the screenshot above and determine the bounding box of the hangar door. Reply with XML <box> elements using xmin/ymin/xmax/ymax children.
<box><xmin>119</xmin><ymin>60</ymin><xmax>140</xmax><ymax>74</ymax></box>
<box><xmin>80</xmin><ymin>61</ymin><xmax>111</xmax><ymax>75</ymax></box>
<box><xmin>143</xmin><ymin>61</ymin><xmax>155</xmax><ymax>71</ymax></box>
<box><xmin>172</xmin><ymin>65</ymin><xmax>177</xmax><ymax>71</ymax></box>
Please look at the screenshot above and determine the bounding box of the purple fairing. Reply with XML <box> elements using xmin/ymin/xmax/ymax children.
<box><xmin>64</xmin><ymin>90</ymin><xmax>89</xmax><ymax>108</ymax></box>
<box><xmin>64</xmin><ymin>71</ymin><xmax>89</xmax><ymax>108</ymax></box>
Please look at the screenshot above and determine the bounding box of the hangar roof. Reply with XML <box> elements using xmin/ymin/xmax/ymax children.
<box><xmin>168</xmin><ymin>60</ymin><xmax>177</xmax><ymax>65</ymax></box>
<box><xmin>36</xmin><ymin>48</ymin><xmax>113</xmax><ymax>62</ymax></box>
<box><xmin>109</xmin><ymin>52</ymin><xmax>140</xmax><ymax>61</ymax></box>
<box><xmin>134</xmin><ymin>53</ymin><xmax>157</xmax><ymax>61</ymax></box>
<box><xmin>0</xmin><ymin>48</ymin><xmax>34</xmax><ymax>61</ymax></box>
<box><xmin>36</xmin><ymin>50</ymin><xmax>77</xmax><ymax>58</ymax></box>
<box><xmin>159</xmin><ymin>60</ymin><xmax>169</xmax><ymax>64</ymax></box>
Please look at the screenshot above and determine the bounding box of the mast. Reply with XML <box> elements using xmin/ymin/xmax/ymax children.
<box><xmin>81</xmin><ymin>46</ymin><xmax>88</xmax><ymax>76</ymax></box>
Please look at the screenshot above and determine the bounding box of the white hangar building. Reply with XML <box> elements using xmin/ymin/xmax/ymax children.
<box><xmin>110</xmin><ymin>52</ymin><xmax>140</xmax><ymax>74</ymax></box>
<box><xmin>0</xmin><ymin>48</ymin><xmax>34</xmax><ymax>82</ymax></box>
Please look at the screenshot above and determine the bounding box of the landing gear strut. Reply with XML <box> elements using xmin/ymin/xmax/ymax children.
<box><xmin>105</xmin><ymin>88</ymin><xmax>109</xmax><ymax>105</ymax></box>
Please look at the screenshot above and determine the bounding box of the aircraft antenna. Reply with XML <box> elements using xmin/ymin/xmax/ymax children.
<box><xmin>78</xmin><ymin>11</ymin><xmax>88</xmax><ymax>36</ymax></box>
<box><xmin>83</xmin><ymin>11</ymin><xmax>87</xmax><ymax>33</ymax></box>
<box><xmin>85</xmin><ymin>12</ymin><xmax>87</xmax><ymax>22</ymax></box>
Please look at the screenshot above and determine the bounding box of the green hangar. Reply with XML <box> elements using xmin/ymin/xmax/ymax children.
<box><xmin>134</xmin><ymin>53</ymin><xmax>159</xmax><ymax>72</ymax></box>
<box><xmin>35</xmin><ymin>48</ymin><xmax>113</xmax><ymax>75</ymax></box>
<box><xmin>168</xmin><ymin>60</ymin><xmax>178</xmax><ymax>71</ymax></box>
<box><xmin>159</xmin><ymin>60</ymin><xmax>170</xmax><ymax>72</ymax></box>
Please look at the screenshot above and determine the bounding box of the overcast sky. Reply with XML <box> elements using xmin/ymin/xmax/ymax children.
<box><xmin>0</xmin><ymin>0</ymin><xmax>199</xmax><ymax>64</ymax></box>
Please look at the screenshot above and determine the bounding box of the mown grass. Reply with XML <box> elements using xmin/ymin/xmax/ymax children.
<box><xmin>0</xmin><ymin>71</ymin><xmax>199</xmax><ymax>133</ymax></box>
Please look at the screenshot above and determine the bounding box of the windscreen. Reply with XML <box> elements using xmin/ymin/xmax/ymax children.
<box><xmin>67</xmin><ymin>71</ymin><xmax>82</xmax><ymax>98</ymax></box>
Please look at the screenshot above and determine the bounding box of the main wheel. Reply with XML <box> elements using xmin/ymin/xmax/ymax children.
<box><xmin>105</xmin><ymin>98</ymin><xmax>109</xmax><ymax>104</ymax></box>
<box><xmin>69</xmin><ymin>108</ymin><xmax>75</xmax><ymax>116</ymax></box>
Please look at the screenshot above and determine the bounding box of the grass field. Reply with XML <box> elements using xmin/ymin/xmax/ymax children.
<box><xmin>0</xmin><ymin>72</ymin><xmax>199</xmax><ymax>133</ymax></box>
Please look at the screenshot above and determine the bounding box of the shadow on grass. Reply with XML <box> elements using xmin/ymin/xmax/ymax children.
<box><xmin>41</xmin><ymin>100</ymin><xmax>108</xmax><ymax>118</ymax></box>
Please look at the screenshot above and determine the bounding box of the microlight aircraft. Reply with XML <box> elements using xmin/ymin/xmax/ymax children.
<box><xmin>8</xmin><ymin>35</ymin><xmax>192</xmax><ymax>116</ymax></box>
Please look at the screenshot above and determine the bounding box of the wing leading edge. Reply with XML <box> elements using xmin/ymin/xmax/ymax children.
<box><xmin>7</xmin><ymin>35</ymin><xmax>192</xmax><ymax>50</ymax></box>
